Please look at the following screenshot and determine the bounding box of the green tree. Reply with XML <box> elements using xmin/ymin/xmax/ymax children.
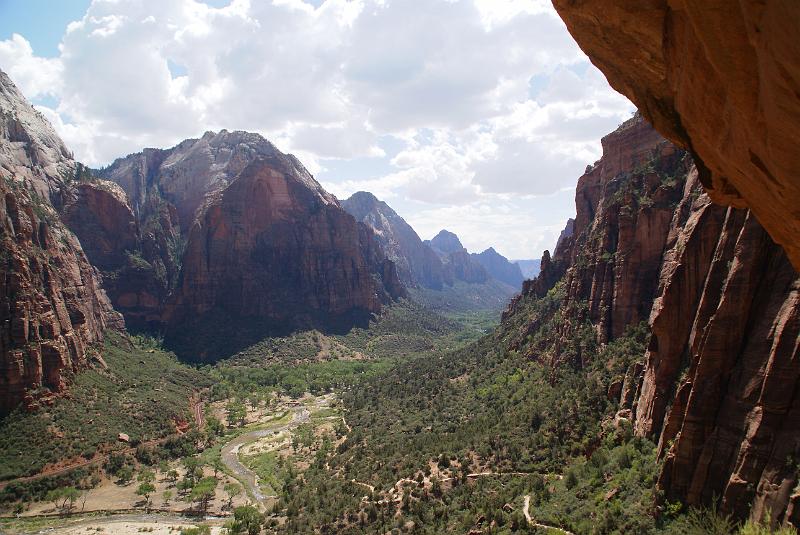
<box><xmin>163</xmin><ymin>489</ymin><xmax>173</xmax><ymax>506</ymax></box>
<box><xmin>227</xmin><ymin>400</ymin><xmax>247</xmax><ymax>427</ymax></box>
<box><xmin>230</xmin><ymin>505</ymin><xmax>263</xmax><ymax>535</ymax></box>
<box><xmin>138</xmin><ymin>468</ymin><xmax>156</xmax><ymax>483</ymax></box>
<box><xmin>46</xmin><ymin>487</ymin><xmax>80</xmax><ymax>515</ymax></box>
<box><xmin>182</xmin><ymin>457</ymin><xmax>203</xmax><ymax>484</ymax></box>
<box><xmin>117</xmin><ymin>465</ymin><xmax>134</xmax><ymax>485</ymax></box>
<box><xmin>136</xmin><ymin>482</ymin><xmax>156</xmax><ymax>510</ymax></box>
<box><xmin>206</xmin><ymin>416</ymin><xmax>225</xmax><ymax>437</ymax></box>
<box><xmin>211</xmin><ymin>457</ymin><xmax>224</xmax><ymax>479</ymax></box>
<box><xmin>224</xmin><ymin>482</ymin><xmax>242</xmax><ymax>510</ymax></box>
<box><xmin>46</xmin><ymin>488</ymin><xmax>63</xmax><ymax>512</ymax></box>
<box><xmin>177</xmin><ymin>478</ymin><xmax>194</xmax><ymax>496</ymax></box>
<box><xmin>188</xmin><ymin>477</ymin><xmax>217</xmax><ymax>514</ymax></box>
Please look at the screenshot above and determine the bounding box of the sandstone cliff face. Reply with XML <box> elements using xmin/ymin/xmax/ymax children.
<box><xmin>164</xmin><ymin>157</ymin><xmax>403</xmax><ymax>361</ymax></box>
<box><xmin>342</xmin><ymin>191</ymin><xmax>447</xmax><ymax>290</ymax></box>
<box><xmin>552</xmin><ymin>0</ymin><xmax>800</xmax><ymax>271</ymax></box>
<box><xmin>632</xmin><ymin>183</ymin><xmax>799</xmax><ymax>525</ymax></box>
<box><xmin>0</xmin><ymin>70</ymin><xmax>120</xmax><ymax>413</ymax></box>
<box><xmin>60</xmin><ymin>179</ymin><xmax>181</xmax><ymax>330</ymax></box>
<box><xmin>98</xmin><ymin>130</ymin><xmax>373</xmax><ymax>329</ymax></box>
<box><xmin>514</xmin><ymin>113</ymin><xmax>800</xmax><ymax>524</ymax></box>
<box><xmin>509</xmin><ymin>114</ymin><xmax>689</xmax><ymax>345</ymax></box>
<box><xmin>100</xmin><ymin>131</ymin><xmax>285</xmax><ymax>234</ymax></box>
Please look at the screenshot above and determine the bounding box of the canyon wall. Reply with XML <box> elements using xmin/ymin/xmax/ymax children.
<box><xmin>342</xmin><ymin>191</ymin><xmax>447</xmax><ymax>290</ymax></box>
<box><xmin>516</xmin><ymin>113</ymin><xmax>799</xmax><ymax>524</ymax></box>
<box><xmin>552</xmin><ymin>0</ymin><xmax>800</xmax><ymax>272</ymax></box>
<box><xmin>163</xmin><ymin>157</ymin><xmax>404</xmax><ymax>361</ymax></box>
<box><xmin>0</xmin><ymin>70</ymin><xmax>121</xmax><ymax>413</ymax></box>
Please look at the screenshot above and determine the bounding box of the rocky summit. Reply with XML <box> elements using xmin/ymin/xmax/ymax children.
<box><xmin>164</xmin><ymin>157</ymin><xmax>404</xmax><ymax>360</ymax></box>
<box><xmin>342</xmin><ymin>191</ymin><xmax>447</xmax><ymax>290</ymax></box>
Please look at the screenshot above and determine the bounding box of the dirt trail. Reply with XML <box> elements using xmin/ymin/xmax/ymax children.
<box><xmin>220</xmin><ymin>407</ymin><xmax>310</xmax><ymax>507</ymax></box>
<box><xmin>523</xmin><ymin>494</ymin><xmax>576</xmax><ymax>535</ymax></box>
<box><xmin>191</xmin><ymin>397</ymin><xmax>205</xmax><ymax>429</ymax></box>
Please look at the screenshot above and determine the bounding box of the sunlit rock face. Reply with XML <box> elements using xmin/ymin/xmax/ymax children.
<box><xmin>343</xmin><ymin>191</ymin><xmax>448</xmax><ymax>290</ymax></box>
<box><xmin>0</xmin><ymin>70</ymin><xmax>122</xmax><ymax>414</ymax></box>
<box><xmin>553</xmin><ymin>0</ymin><xmax>800</xmax><ymax>271</ymax></box>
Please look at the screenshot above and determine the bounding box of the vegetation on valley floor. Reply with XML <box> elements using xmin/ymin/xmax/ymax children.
<box><xmin>1</xmin><ymin>293</ymin><xmax>794</xmax><ymax>534</ymax></box>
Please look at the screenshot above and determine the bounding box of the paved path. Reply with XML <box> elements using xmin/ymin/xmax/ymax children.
<box><xmin>219</xmin><ymin>407</ymin><xmax>309</xmax><ymax>507</ymax></box>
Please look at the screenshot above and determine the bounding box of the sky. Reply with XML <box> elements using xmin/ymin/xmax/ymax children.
<box><xmin>0</xmin><ymin>0</ymin><xmax>634</xmax><ymax>260</ymax></box>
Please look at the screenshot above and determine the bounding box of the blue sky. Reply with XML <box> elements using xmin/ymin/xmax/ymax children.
<box><xmin>0</xmin><ymin>0</ymin><xmax>634</xmax><ymax>259</ymax></box>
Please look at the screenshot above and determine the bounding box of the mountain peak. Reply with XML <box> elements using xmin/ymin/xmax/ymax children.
<box><xmin>0</xmin><ymin>68</ymin><xmax>75</xmax><ymax>193</ymax></box>
<box><xmin>429</xmin><ymin>229</ymin><xmax>465</xmax><ymax>254</ymax></box>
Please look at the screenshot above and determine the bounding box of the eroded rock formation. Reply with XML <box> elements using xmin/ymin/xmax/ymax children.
<box><xmin>552</xmin><ymin>0</ymin><xmax>800</xmax><ymax>271</ymax></box>
<box><xmin>515</xmin><ymin>113</ymin><xmax>799</xmax><ymax>524</ymax></box>
<box><xmin>0</xmin><ymin>70</ymin><xmax>121</xmax><ymax>413</ymax></box>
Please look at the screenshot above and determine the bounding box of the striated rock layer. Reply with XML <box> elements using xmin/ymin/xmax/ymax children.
<box><xmin>552</xmin><ymin>0</ymin><xmax>800</xmax><ymax>271</ymax></box>
<box><xmin>0</xmin><ymin>70</ymin><xmax>121</xmax><ymax>413</ymax></box>
<box><xmin>515</xmin><ymin>114</ymin><xmax>799</xmax><ymax>524</ymax></box>
<box><xmin>634</xmin><ymin>185</ymin><xmax>799</xmax><ymax>525</ymax></box>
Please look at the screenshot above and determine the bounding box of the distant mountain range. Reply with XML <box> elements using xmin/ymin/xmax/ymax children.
<box><xmin>344</xmin><ymin>193</ymin><xmax>525</xmax><ymax>297</ymax></box>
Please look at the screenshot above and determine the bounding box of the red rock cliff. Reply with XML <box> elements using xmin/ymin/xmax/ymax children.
<box><xmin>516</xmin><ymin>114</ymin><xmax>799</xmax><ymax>524</ymax></box>
<box><xmin>163</xmin><ymin>156</ymin><xmax>403</xmax><ymax>361</ymax></box>
<box><xmin>552</xmin><ymin>0</ymin><xmax>800</xmax><ymax>271</ymax></box>
<box><xmin>0</xmin><ymin>70</ymin><xmax>121</xmax><ymax>413</ymax></box>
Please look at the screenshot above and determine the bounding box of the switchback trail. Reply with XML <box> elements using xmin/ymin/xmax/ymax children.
<box><xmin>523</xmin><ymin>495</ymin><xmax>576</xmax><ymax>535</ymax></box>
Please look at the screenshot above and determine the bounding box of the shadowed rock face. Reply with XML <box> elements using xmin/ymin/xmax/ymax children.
<box><xmin>471</xmin><ymin>247</ymin><xmax>524</xmax><ymax>289</ymax></box>
<box><xmin>0</xmin><ymin>70</ymin><xmax>121</xmax><ymax>414</ymax></box>
<box><xmin>427</xmin><ymin>230</ymin><xmax>465</xmax><ymax>256</ymax></box>
<box><xmin>510</xmin><ymin>114</ymin><xmax>799</xmax><ymax>524</ymax></box>
<box><xmin>342</xmin><ymin>191</ymin><xmax>447</xmax><ymax>290</ymax></box>
<box><xmin>96</xmin><ymin>131</ymin><xmax>405</xmax><ymax>339</ymax></box>
<box><xmin>60</xmin><ymin>179</ymin><xmax>182</xmax><ymax>330</ymax></box>
<box><xmin>163</xmin><ymin>159</ymin><xmax>404</xmax><ymax>361</ymax></box>
<box><xmin>426</xmin><ymin>230</ymin><xmax>490</xmax><ymax>285</ymax></box>
<box><xmin>552</xmin><ymin>0</ymin><xmax>800</xmax><ymax>271</ymax></box>
<box><xmin>635</xmin><ymin>192</ymin><xmax>799</xmax><ymax>525</ymax></box>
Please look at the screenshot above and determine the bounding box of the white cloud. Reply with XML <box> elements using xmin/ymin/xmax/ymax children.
<box><xmin>0</xmin><ymin>34</ymin><xmax>62</xmax><ymax>99</ymax></box>
<box><xmin>0</xmin><ymin>0</ymin><xmax>635</xmax><ymax>259</ymax></box>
